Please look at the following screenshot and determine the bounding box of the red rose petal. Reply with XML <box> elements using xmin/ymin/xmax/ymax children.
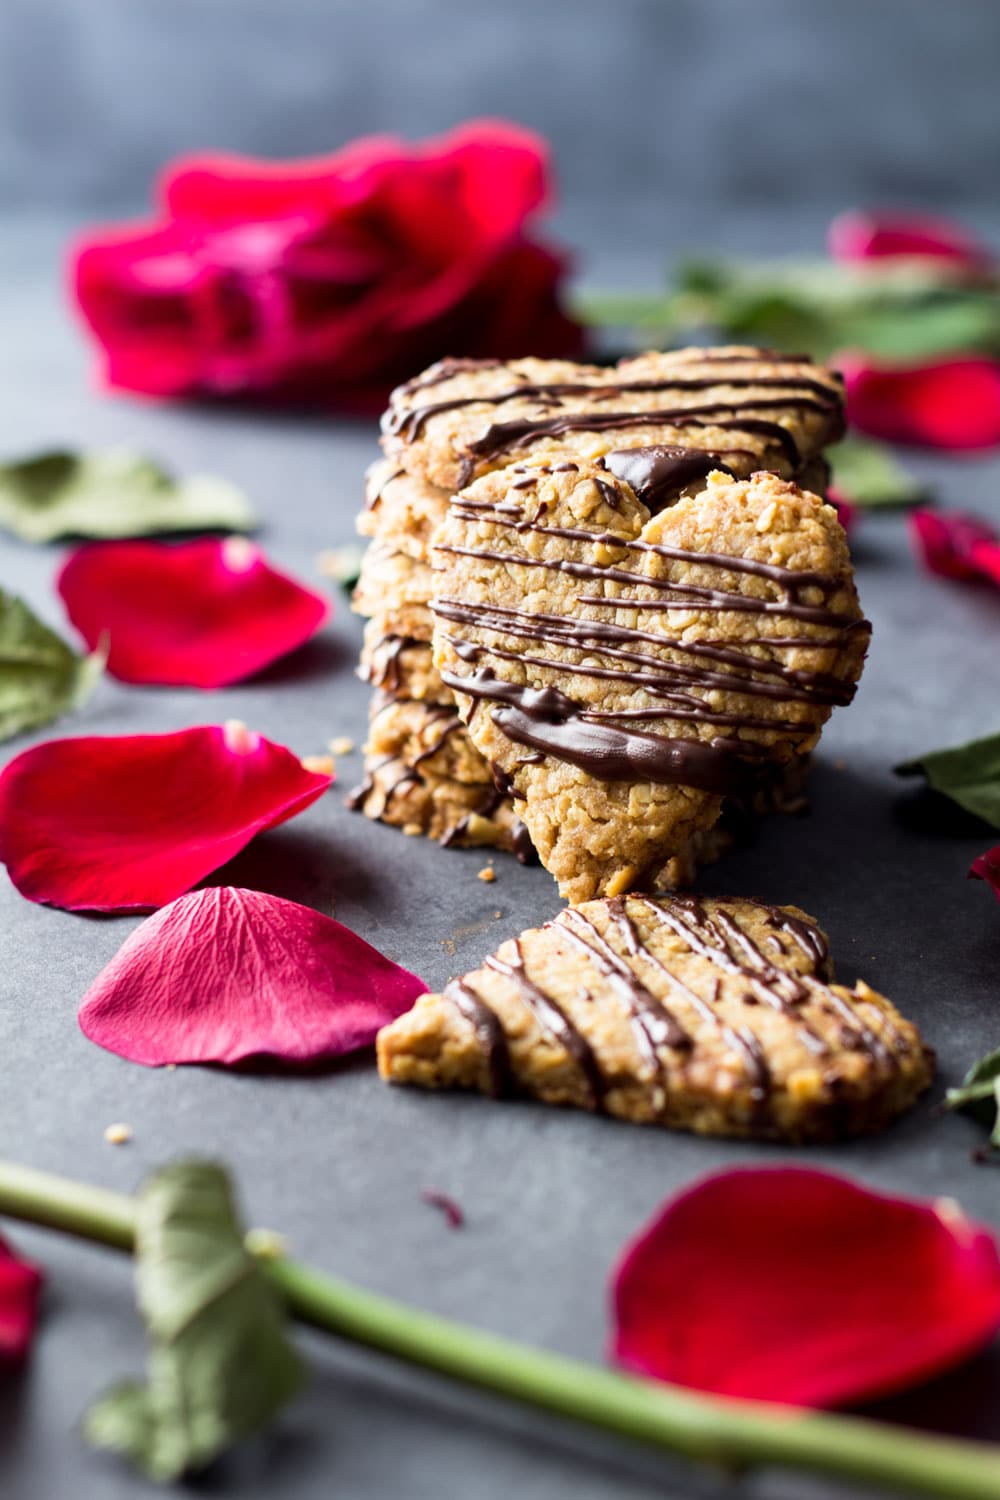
<box><xmin>971</xmin><ymin>846</ymin><xmax>1000</xmax><ymax>901</ymax></box>
<box><xmin>910</xmin><ymin>507</ymin><xmax>1000</xmax><ymax>588</ymax></box>
<box><xmin>0</xmin><ymin>1234</ymin><xmax>43</xmax><ymax>1366</ymax></box>
<box><xmin>78</xmin><ymin>886</ymin><xmax>427</xmax><ymax>1067</ymax></box>
<box><xmin>828</xmin><ymin>209</ymin><xmax>991</xmax><ymax>268</ymax></box>
<box><xmin>611</xmin><ymin>1168</ymin><xmax>1000</xmax><ymax>1408</ymax></box>
<box><xmin>0</xmin><ymin>723</ymin><xmax>331</xmax><ymax>912</ymax></box>
<box><xmin>58</xmin><ymin>537</ymin><xmax>330</xmax><ymax>688</ymax></box>
<box><xmin>840</xmin><ymin>353</ymin><xmax>1000</xmax><ymax>450</ymax></box>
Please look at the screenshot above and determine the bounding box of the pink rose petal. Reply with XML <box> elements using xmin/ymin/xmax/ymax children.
<box><xmin>0</xmin><ymin>723</ymin><xmax>331</xmax><ymax>912</ymax></box>
<box><xmin>58</xmin><ymin>537</ymin><xmax>330</xmax><ymax>688</ymax></box>
<box><xmin>78</xmin><ymin>886</ymin><xmax>427</xmax><ymax>1067</ymax></box>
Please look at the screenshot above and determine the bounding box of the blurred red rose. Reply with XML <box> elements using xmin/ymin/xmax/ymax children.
<box><xmin>69</xmin><ymin>121</ymin><xmax>583</xmax><ymax>409</ymax></box>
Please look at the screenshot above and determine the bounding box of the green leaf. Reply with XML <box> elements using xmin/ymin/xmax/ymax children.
<box><xmin>828</xmin><ymin>438</ymin><xmax>925</xmax><ymax>508</ymax></box>
<box><xmin>578</xmin><ymin>257</ymin><xmax>1000</xmax><ymax>364</ymax></box>
<box><xmin>84</xmin><ymin>1161</ymin><xmax>305</xmax><ymax>1482</ymax></box>
<box><xmin>0</xmin><ymin>590</ymin><xmax>102</xmax><ymax>741</ymax></box>
<box><xmin>895</xmin><ymin>731</ymin><xmax>1000</xmax><ymax>829</ymax></box>
<box><xmin>944</xmin><ymin>1048</ymin><xmax>1000</xmax><ymax>1148</ymax></box>
<box><xmin>0</xmin><ymin>449</ymin><xmax>255</xmax><ymax>543</ymax></box>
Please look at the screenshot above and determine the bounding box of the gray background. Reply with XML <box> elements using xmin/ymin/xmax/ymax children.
<box><xmin>3</xmin><ymin>3</ymin><xmax>1000</xmax><ymax>1497</ymax></box>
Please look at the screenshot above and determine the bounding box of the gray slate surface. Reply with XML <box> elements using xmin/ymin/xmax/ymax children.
<box><xmin>2</xmin><ymin>2</ymin><xmax>1000</xmax><ymax>1495</ymax></box>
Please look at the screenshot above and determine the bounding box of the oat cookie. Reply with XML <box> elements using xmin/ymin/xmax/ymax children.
<box><xmin>358</xmin><ymin>459</ymin><xmax>452</xmax><ymax>563</ymax></box>
<box><xmin>348</xmin><ymin>693</ymin><xmax>531</xmax><ymax>856</ymax></box>
<box><xmin>378</xmin><ymin>895</ymin><xmax>932</xmax><ymax>1141</ymax></box>
<box><xmin>432</xmin><ymin>463</ymin><xmax>868</xmax><ymax>903</ymax></box>
<box><xmin>381</xmin><ymin>347</ymin><xmax>844</xmax><ymax>493</ymax></box>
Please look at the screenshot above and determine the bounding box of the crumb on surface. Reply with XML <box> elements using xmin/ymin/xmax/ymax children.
<box><xmin>104</xmin><ymin>1123</ymin><xmax>132</xmax><ymax>1146</ymax></box>
<box><xmin>302</xmin><ymin>754</ymin><xmax>335</xmax><ymax>776</ymax></box>
<box><xmin>329</xmin><ymin>736</ymin><xmax>355</xmax><ymax>756</ymax></box>
<box><xmin>478</xmin><ymin>865</ymin><xmax>496</xmax><ymax>883</ymax></box>
<box><xmin>834</xmin><ymin>758</ymin><xmax>847</xmax><ymax>771</ymax></box>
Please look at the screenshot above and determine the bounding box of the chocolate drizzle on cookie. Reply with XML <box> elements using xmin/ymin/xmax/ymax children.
<box><xmin>437</xmin><ymin>896</ymin><xmax>907</xmax><ymax>1124</ymax></box>
<box><xmin>431</xmin><ymin>469</ymin><xmax>868</xmax><ymax>798</ymax></box>
<box><xmin>439</xmin><ymin>667</ymin><xmax>769</xmax><ymax>795</ymax></box>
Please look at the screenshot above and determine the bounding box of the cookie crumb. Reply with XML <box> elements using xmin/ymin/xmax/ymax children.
<box><xmin>833</xmin><ymin>758</ymin><xmax>847</xmax><ymax>771</ymax></box>
<box><xmin>104</xmin><ymin>1123</ymin><xmax>132</xmax><ymax>1146</ymax></box>
<box><xmin>317</xmin><ymin>544</ymin><xmax>364</xmax><ymax>587</ymax></box>
<box><xmin>329</xmin><ymin>736</ymin><xmax>355</xmax><ymax>756</ymax></box>
<box><xmin>477</xmin><ymin>865</ymin><xmax>496</xmax><ymax>883</ymax></box>
<box><xmin>302</xmin><ymin>754</ymin><xmax>334</xmax><ymax>776</ymax></box>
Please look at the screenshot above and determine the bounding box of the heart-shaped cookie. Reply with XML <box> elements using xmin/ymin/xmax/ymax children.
<box><xmin>378</xmin><ymin>894</ymin><xmax>932</xmax><ymax>1140</ymax></box>
<box><xmin>431</xmin><ymin>461</ymin><xmax>869</xmax><ymax>902</ymax></box>
<box><xmin>382</xmin><ymin>347</ymin><xmax>845</xmax><ymax>493</ymax></box>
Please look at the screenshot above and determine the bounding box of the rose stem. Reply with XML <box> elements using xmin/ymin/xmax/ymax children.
<box><xmin>1</xmin><ymin>1159</ymin><xmax>999</xmax><ymax>1500</ymax></box>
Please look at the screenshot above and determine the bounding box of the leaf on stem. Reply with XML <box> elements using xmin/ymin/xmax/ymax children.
<box><xmin>84</xmin><ymin>1160</ymin><xmax>304</xmax><ymax>1480</ymax></box>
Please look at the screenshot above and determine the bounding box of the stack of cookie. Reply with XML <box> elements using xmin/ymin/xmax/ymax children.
<box><xmin>350</xmin><ymin>345</ymin><xmax>851</xmax><ymax>884</ymax></box>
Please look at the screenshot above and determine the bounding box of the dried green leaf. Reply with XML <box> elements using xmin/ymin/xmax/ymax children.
<box><xmin>828</xmin><ymin>438</ymin><xmax>925</xmax><ymax>508</ymax></box>
<box><xmin>84</xmin><ymin>1161</ymin><xmax>304</xmax><ymax>1482</ymax></box>
<box><xmin>895</xmin><ymin>731</ymin><xmax>1000</xmax><ymax>830</ymax></box>
<box><xmin>0</xmin><ymin>590</ymin><xmax>102</xmax><ymax>741</ymax></box>
<box><xmin>0</xmin><ymin>449</ymin><xmax>255</xmax><ymax>543</ymax></box>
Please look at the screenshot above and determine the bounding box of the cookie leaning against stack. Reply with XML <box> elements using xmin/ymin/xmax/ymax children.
<box><xmin>350</xmin><ymin>346</ymin><xmax>849</xmax><ymax>879</ymax></box>
<box><xmin>378</xmin><ymin>894</ymin><xmax>933</xmax><ymax>1143</ymax></box>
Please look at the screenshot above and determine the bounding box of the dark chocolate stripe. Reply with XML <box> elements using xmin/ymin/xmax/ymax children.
<box><xmin>432</xmin><ymin>597</ymin><xmax>855</xmax><ymax>707</ymax></box>
<box><xmin>441</xmin><ymin>668</ymin><xmax>771</xmax><ymax>796</ymax></box>
<box><xmin>460</xmin><ymin>405</ymin><xmax>818</xmax><ymax>477</ymax></box>
<box><xmin>445</xmin><ymin>979</ymin><xmax>512</xmax><ymax>1098</ymax></box>
<box><xmin>437</xmin><ymin>540</ymin><xmax>856</xmax><ymax>628</ymax></box>
<box><xmin>647</xmin><ymin>896</ymin><xmax>828</xmax><ymax>1054</ymax></box>
<box><xmin>619</xmin><ymin>898</ymin><xmax>772</xmax><ymax>1101</ymax></box>
<box><xmin>485</xmin><ymin>943</ymin><xmax>606</xmax><ymax>1108</ymax></box>
<box><xmin>558</xmin><ymin>906</ymin><xmax>690</xmax><ymax>1060</ymax></box>
<box><xmin>386</xmin><ymin>373</ymin><xmax>840</xmax><ymax>443</ymax></box>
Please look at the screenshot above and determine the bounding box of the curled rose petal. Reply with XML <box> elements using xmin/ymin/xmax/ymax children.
<box><xmin>611</xmin><ymin>1168</ymin><xmax>1000</xmax><ymax>1407</ymax></box>
<box><xmin>828</xmin><ymin>209</ymin><xmax>992</xmax><ymax>269</ymax></box>
<box><xmin>58</xmin><ymin>537</ymin><xmax>330</xmax><ymax>688</ymax></box>
<box><xmin>0</xmin><ymin>723</ymin><xmax>331</xmax><ymax>912</ymax></box>
<box><xmin>910</xmin><ymin>508</ymin><xmax>1000</xmax><ymax>588</ymax></box>
<box><xmin>840</xmin><ymin>352</ymin><xmax>1000</xmax><ymax>449</ymax></box>
<box><xmin>78</xmin><ymin>886</ymin><xmax>427</xmax><ymax>1067</ymax></box>
<box><xmin>70</xmin><ymin>120</ymin><xmax>582</xmax><ymax>408</ymax></box>
<box><xmin>0</xmin><ymin>1234</ymin><xmax>43</xmax><ymax>1366</ymax></box>
<box><xmin>971</xmin><ymin>846</ymin><xmax>1000</xmax><ymax>901</ymax></box>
